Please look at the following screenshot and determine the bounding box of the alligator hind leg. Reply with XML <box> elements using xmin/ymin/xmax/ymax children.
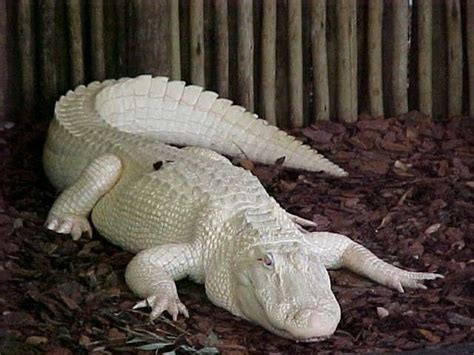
<box><xmin>126</xmin><ymin>243</ymin><xmax>200</xmax><ymax>320</ymax></box>
<box><xmin>306</xmin><ymin>232</ymin><xmax>443</xmax><ymax>292</ymax></box>
<box><xmin>45</xmin><ymin>154</ymin><xmax>122</xmax><ymax>240</ymax></box>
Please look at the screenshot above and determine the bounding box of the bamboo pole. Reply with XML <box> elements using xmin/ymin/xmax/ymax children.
<box><xmin>238</xmin><ymin>0</ymin><xmax>254</xmax><ymax>111</ymax></box>
<box><xmin>392</xmin><ymin>0</ymin><xmax>409</xmax><ymax>116</ymax></box>
<box><xmin>190</xmin><ymin>0</ymin><xmax>205</xmax><ymax>86</ymax></box>
<box><xmin>261</xmin><ymin>0</ymin><xmax>276</xmax><ymax>125</ymax></box>
<box><xmin>310</xmin><ymin>0</ymin><xmax>329</xmax><ymax>121</ymax></box>
<box><xmin>367</xmin><ymin>0</ymin><xmax>383</xmax><ymax>117</ymax></box>
<box><xmin>90</xmin><ymin>0</ymin><xmax>106</xmax><ymax>80</ymax></box>
<box><xmin>66</xmin><ymin>0</ymin><xmax>84</xmax><ymax>86</ymax></box>
<box><xmin>215</xmin><ymin>0</ymin><xmax>229</xmax><ymax>97</ymax></box>
<box><xmin>468</xmin><ymin>0</ymin><xmax>474</xmax><ymax>117</ymax></box>
<box><xmin>417</xmin><ymin>0</ymin><xmax>432</xmax><ymax>118</ymax></box>
<box><xmin>445</xmin><ymin>0</ymin><xmax>463</xmax><ymax>117</ymax></box>
<box><xmin>18</xmin><ymin>0</ymin><xmax>36</xmax><ymax>115</ymax></box>
<box><xmin>169</xmin><ymin>0</ymin><xmax>181</xmax><ymax>80</ymax></box>
<box><xmin>288</xmin><ymin>0</ymin><xmax>304</xmax><ymax>127</ymax></box>
<box><xmin>39</xmin><ymin>0</ymin><xmax>57</xmax><ymax>110</ymax></box>
<box><xmin>336</xmin><ymin>0</ymin><xmax>357</xmax><ymax>122</ymax></box>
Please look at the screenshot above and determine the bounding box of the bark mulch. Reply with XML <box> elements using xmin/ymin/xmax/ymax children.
<box><xmin>0</xmin><ymin>112</ymin><xmax>473</xmax><ymax>354</ymax></box>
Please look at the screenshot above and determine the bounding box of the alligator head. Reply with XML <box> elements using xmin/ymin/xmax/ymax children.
<box><xmin>232</xmin><ymin>241</ymin><xmax>341</xmax><ymax>342</ymax></box>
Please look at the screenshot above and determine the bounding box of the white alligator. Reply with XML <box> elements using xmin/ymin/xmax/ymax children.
<box><xmin>43</xmin><ymin>76</ymin><xmax>442</xmax><ymax>342</ymax></box>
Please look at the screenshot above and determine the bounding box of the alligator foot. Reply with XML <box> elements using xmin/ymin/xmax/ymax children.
<box><xmin>133</xmin><ymin>282</ymin><xmax>189</xmax><ymax>321</ymax></box>
<box><xmin>45</xmin><ymin>215</ymin><xmax>92</xmax><ymax>241</ymax></box>
<box><xmin>385</xmin><ymin>270</ymin><xmax>444</xmax><ymax>293</ymax></box>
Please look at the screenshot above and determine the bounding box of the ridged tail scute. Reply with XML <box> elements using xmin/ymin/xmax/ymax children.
<box><xmin>59</xmin><ymin>75</ymin><xmax>347</xmax><ymax>177</ymax></box>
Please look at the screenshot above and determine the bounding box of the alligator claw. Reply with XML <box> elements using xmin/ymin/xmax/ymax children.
<box><xmin>134</xmin><ymin>288</ymin><xmax>189</xmax><ymax>321</ymax></box>
<box><xmin>45</xmin><ymin>215</ymin><xmax>92</xmax><ymax>240</ymax></box>
<box><xmin>390</xmin><ymin>271</ymin><xmax>443</xmax><ymax>293</ymax></box>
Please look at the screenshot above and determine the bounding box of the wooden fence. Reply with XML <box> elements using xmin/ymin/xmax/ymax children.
<box><xmin>6</xmin><ymin>0</ymin><xmax>474</xmax><ymax>127</ymax></box>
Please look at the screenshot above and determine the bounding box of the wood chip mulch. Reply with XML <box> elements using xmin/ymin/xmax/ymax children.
<box><xmin>0</xmin><ymin>112</ymin><xmax>473</xmax><ymax>354</ymax></box>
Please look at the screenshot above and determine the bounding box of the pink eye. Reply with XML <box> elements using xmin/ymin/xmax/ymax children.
<box><xmin>258</xmin><ymin>254</ymin><xmax>274</xmax><ymax>267</ymax></box>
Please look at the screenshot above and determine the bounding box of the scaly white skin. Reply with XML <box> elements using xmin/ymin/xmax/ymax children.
<box><xmin>43</xmin><ymin>76</ymin><xmax>442</xmax><ymax>341</ymax></box>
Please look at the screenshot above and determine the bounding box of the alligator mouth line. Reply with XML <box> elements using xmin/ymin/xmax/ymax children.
<box><xmin>255</xmin><ymin>297</ymin><xmax>330</xmax><ymax>343</ymax></box>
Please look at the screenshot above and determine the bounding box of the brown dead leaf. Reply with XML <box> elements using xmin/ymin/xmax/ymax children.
<box><xmin>238</xmin><ymin>159</ymin><xmax>255</xmax><ymax>171</ymax></box>
<box><xmin>45</xmin><ymin>348</ymin><xmax>74</xmax><ymax>355</ymax></box>
<box><xmin>302</xmin><ymin>127</ymin><xmax>334</xmax><ymax>144</ymax></box>
<box><xmin>417</xmin><ymin>329</ymin><xmax>441</xmax><ymax>343</ymax></box>
<box><xmin>25</xmin><ymin>336</ymin><xmax>48</xmax><ymax>345</ymax></box>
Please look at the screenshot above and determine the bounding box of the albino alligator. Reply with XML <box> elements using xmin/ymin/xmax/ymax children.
<box><xmin>44</xmin><ymin>76</ymin><xmax>442</xmax><ymax>342</ymax></box>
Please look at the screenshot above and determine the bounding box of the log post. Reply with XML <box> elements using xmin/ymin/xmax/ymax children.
<box><xmin>367</xmin><ymin>0</ymin><xmax>383</xmax><ymax>117</ymax></box>
<box><xmin>445</xmin><ymin>0</ymin><xmax>463</xmax><ymax>117</ymax></box>
<box><xmin>288</xmin><ymin>0</ymin><xmax>304</xmax><ymax>127</ymax></box>
<box><xmin>468</xmin><ymin>0</ymin><xmax>474</xmax><ymax>117</ymax></box>
<box><xmin>417</xmin><ymin>0</ymin><xmax>432</xmax><ymax>118</ymax></box>
<box><xmin>66</xmin><ymin>0</ymin><xmax>84</xmax><ymax>86</ymax></box>
<box><xmin>90</xmin><ymin>0</ymin><xmax>106</xmax><ymax>80</ymax></box>
<box><xmin>190</xmin><ymin>0</ymin><xmax>205</xmax><ymax>86</ymax></box>
<box><xmin>169</xmin><ymin>0</ymin><xmax>181</xmax><ymax>80</ymax></box>
<box><xmin>392</xmin><ymin>0</ymin><xmax>409</xmax><ymax>116</ymax></box>
<box><xmin>18</xmin><ymin>0</ymin><xmax>36</xmax><ymax>116</ymax></box>
<box><xmin>38</xmin><ymin>0</ymin><xmax>57</xmax><ymax>112</ymax></box>
<box><xmin>215</xmin><ymin>0</ymin><xmax>229</xmax><ymax>97</ymax></box>
<box><xmin>238</xmin><ymin>0</ymin><xmax>254</xmax><ymax>111</ymax></box>
<box><xmin>336</xmin><ymin>0</ymin><xmax>357</xmax><ymax>122</ymax></box>
<box><xmin>310</xmin><ymin>0</ymin><xmax>329</xmax><ymax>122</ymax></box>
<box><xmin>432</xmin><ymin>0</ymin><xmax>447</xmax><ymax>119</ymax></box>
<box><xmin>261</xmin><ymin>0</ymin><xmax>276</xmax><ymax>125</ymax></box>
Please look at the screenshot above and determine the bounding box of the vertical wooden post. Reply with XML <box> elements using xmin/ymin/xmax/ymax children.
<box><xmin>18</xmin><ymin>0</ymin><xmax>36</xmax><ymax>116</ymax></box>
<box><xmin>90</xmin><ymin>0</ymin><xmax>106</xmax><ymax>80</ymax></box>
<box><xmin>336</xmin><ymin>0</ymin><xmax>357</xmax><ymax>122</ymax></box>
<box><xmin>0</xmin><ymin>0</ymin><xmax>9</xmax><ymax>122</ymax></box>
<box><xmin>326</xmin><ymin>0</ymin><xmax>337</xmax><ymax>120</ymax></box>
<box><xmin>132</xmin><ymin>1</ymin><xmax>170</xmax><ymax>77</ymax></box>
<box><xmin>66</xmin><ymin>0</ymin><xmax>84</xmax><ymax>86</ymax></box>
<box><xmin>261</xmin><ymin>0</ymin><xmax>276</xmax><ymax>125</ymax></box>
<box><xmin>288</xmin><ymin>0</ymin><xmax>303</xmax><ymax>127</ymax></box>
<box><xmin>39</xmin><ymin>0</ymin><xmax>57</xmax><ymax>112</ymax></box>
<box><xmin>445</xmin><ymin>0</ymin><xmax>463</xmax><ymax>117</ymax></box>
<box><xmin>417</xmin><ymin>0</ymin><xmax>432</xmax><ymax>118</ymax></box>
<box><xmin>55</xmin><ymin>1</ymin><xmax>69</xmax><ymax>94</ymax></box>
<box><xmin>215</xmin><ymin>0</ymin><xmax>229</xmax><ymax>97</ymax></box>
<box><xmin>468</xmin><ymin>0</ymin><xmax>474</xmax><ymax>117</ymax></box>
<box><xmin>237</xmin><ymin>0</ymin><xmax>254</xmax><ymax>111</ymax></box>
<box><xmin>367</xmin><ymin>0</ymin><xmax>383</xmax><ymax>117</ymax></box>
<box><xmin>392</xmin><ymin>0</ymin><xmax>409</xmax><ymax>116</ymax></box>
<box><xmin>432</xmin><ymin>1</ymin><xmax>447</xmax><ymax>119</ymax></box>
<box><xmin>310</xmin><ymin>0</ymin><xmax>329</xmax><ymax>121</ymax></box>
<box><xmin>115</xmin><ymin>0</ymin><xmax>128</xmax><ymax>77</ymax></box>
<box><xmin>103</xmin><ymin>1</ymin><xmax>118</xmax><ymax>78</ymax></box>
<box><xmin>169</xmin><ymin>0</ymin><xmax>181</xmax><ymax>80</ymax></box>
<box><xmin>190</xmin><ymin>0</ymin><xmax>205</xmax><ymax>86</ymax></box>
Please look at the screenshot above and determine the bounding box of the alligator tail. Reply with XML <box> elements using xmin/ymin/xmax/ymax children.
<box><xmin>92</xmin><ymin>75</ymin><xmax>347</xmax><ymax>176</ymax></box>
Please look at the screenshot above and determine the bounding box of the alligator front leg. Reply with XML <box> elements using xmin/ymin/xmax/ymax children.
<box><xmin>126</xmin><ymin>243</ymin><xmax>200</xmax><ymax>321</ymax></box>
<box><xmin>306</xmin><ymin>232</ymin><xmax>443</xmax><ymax>292</ymax></box>
<box><xmin>45</xmin><ymin>154</ymin><xmax>122</xmax><ymax>240</ymax></box>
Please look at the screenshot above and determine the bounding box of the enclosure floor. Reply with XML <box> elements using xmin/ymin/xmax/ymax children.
<box><xmin>0</xmin><ymin>113</ymin><xmax>473</xmax><ymax>354</ymax></box>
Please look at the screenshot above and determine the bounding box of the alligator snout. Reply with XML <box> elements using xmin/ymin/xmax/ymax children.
<box><xmin>288</xmin><ymin>308</ymin><xmax>340</xmax><ymax>341</ymax></box>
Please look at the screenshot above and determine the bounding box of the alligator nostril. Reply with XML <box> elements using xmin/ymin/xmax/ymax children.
<box><xmin>288</xmin><ymin>309</ymin><xmax>339</xmax><ymax>340</ymax></box>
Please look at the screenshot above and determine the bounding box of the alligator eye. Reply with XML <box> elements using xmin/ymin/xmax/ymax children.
<box><xmin>258</xmin><ymin>254</ymin><xmax>273</xmax><ymax>268</ymax></box>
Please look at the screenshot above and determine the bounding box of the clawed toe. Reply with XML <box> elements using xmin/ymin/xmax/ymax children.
<box><xmin>133</xmin><ymin>293</ymin><xmax>189</xmax><ymax>321</ymax></box>
<box><xmin>45</xmin><ymin>215</ymin><xmax>92</xmax><ymax>240</ymax></box>
<box><xmin>392</xmin><ymin>271</ymin><xmax>444</xmax><ymax>293</ymax></box>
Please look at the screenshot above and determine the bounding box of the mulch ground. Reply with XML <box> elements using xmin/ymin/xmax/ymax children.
<box><xmin>0</xmin><ymin>112</ymin><xmax>473</xmax><ymax>354</ymax></box>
